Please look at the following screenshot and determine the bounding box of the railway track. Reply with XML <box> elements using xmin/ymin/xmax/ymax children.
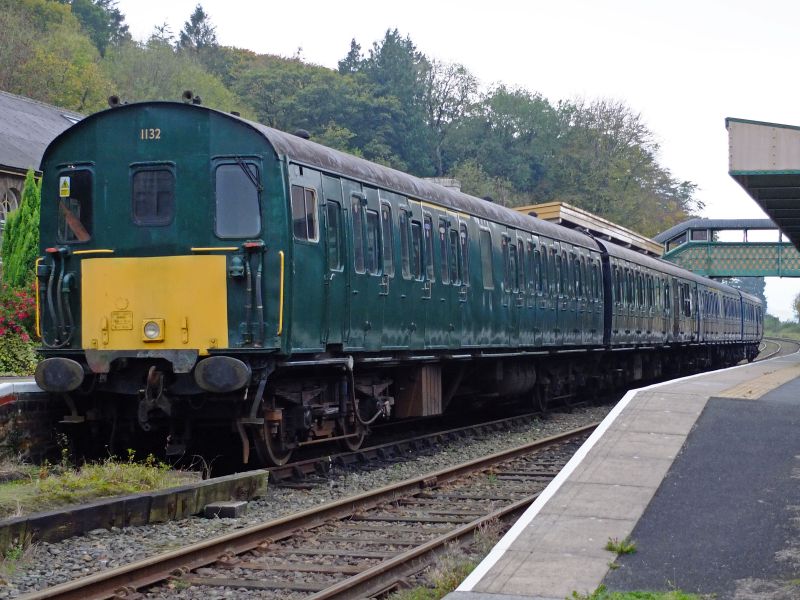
<box><xmin>20</xmin><ymin>424</ymin><xmax>597</xmax><ymax>600</ymax></box>
<box><xmin>268</xmin><ymin>410</ymin><xmax>554</xmax><ymax>485</ymax></box>
<box><xmin>757</xmin><ymin>337</ymin><xmax>800</xmax><ymax>361</ymax></box>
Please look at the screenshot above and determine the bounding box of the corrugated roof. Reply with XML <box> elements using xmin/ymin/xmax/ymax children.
<box><xmin>0</xmin><ymin>90</ymin><xmax>82</xmax><ymax>173</ymax></box>
<box><xmin>653</xmin><ymin>218</ymin><xmax>777</xmax><ymax>243</ymax></box>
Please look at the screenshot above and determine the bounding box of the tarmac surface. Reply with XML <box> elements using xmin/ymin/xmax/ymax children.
<box><xmin>604</xmin><ymin>377</ymin><xmax>800</xmax><ymax>599</ymax></box>
<box><xmin>446</xmin><ymin>352</ymin><xmax>800</xmax><ymax>600</ymax></box>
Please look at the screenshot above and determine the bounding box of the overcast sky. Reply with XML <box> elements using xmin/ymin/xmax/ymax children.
<box><xmin>116</xmin><ymin>0</ymin><xmax>800</xmax><ymax>319</ymax></box>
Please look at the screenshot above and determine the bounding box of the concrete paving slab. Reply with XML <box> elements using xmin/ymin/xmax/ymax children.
<box><xmin>539</xmin><ymin>481</ymin><xmax>656</xmax><ymax>521</ymax></box>
<box><xmin>477</xmin><ymin>550</ymin><xmax>612</xmax><ymax>598</ymax></box>
<box><xmin>626</xmin><ymin>392</ymin><xmax>708</xmax><ymax>415</ymax></box>
<box><xmin>612</xmin><ymin>405</ymin><xmax>700</xmax><ymax>436</ymax></box>
<box><xmin>570</xmin><ymin>454</ymin><xmax>674</xmax><ymax>488</ymax></box>
<box><xmin>510</xmin><ymin>513</ymin><xmax>637</xmax><ymax>556</ymax></box>
<box><xmin>588</xmin><ymin>430</ymin><xmax>686</xmax><ymax>461</ymax></box>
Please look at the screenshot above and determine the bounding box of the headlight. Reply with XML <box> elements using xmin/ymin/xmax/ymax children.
<box><xmin>142</xmin><ymin>319</ymin><xmax>164</xmax><ymax>341</ymax></box>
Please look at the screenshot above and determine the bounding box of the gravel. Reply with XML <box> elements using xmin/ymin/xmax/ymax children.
<box><xmin>0</xmin><ymin>405</ymin><xmax>610</xmax><ymax>597</ymax></box>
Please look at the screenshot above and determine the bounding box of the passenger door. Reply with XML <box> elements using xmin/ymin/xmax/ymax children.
<box><xmin>321</xmin><ymin>175</ymin><xmax>346</xmax><ymax>347</ymax></box>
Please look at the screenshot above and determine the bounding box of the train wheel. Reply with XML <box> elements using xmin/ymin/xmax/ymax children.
<box><xmin>254</xmin><ymin>423</ymin><xmax>293</xmax><ymax>467</ymax></box>
<box><xmin>337</xmin><ymin>416</ymin><xmax>366</xmax><ymax>452</ymax></box>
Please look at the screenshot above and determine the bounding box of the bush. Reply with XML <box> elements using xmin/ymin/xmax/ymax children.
<box><xmin>1</xmin><ymin>169</ymin><xmax>40</xmax><ymax>288</ymax></box>
<box><xmin>0</xmin><ymin>334</ymin><xmax>37</xmax><ymax>376</ymax></box>
<box><xmin>0</xmin><ymin>283</ymin><xmax>36</xmax><ymax>340</ymax></box>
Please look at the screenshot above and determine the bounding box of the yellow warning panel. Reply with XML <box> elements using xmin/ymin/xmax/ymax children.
<box><xmin>81</xmin><ymin>255</ymin><xmax>228</xmax><ymax>354</ymax></box>
<box><xmin>59</xmin><ymin>176</ymin><xmax>70</xmax><ymax>198</ymax></box>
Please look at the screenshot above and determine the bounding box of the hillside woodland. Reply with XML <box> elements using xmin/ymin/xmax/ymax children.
<box><xmin>1</xmin><ymin>0</ymin><xmax>703</xmax><ymax>237</ymax></box>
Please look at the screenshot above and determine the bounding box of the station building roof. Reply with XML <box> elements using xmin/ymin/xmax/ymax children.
<box><xmin>514</xmin><ymin>201</ymin><xmax>663</xmax><ymax>257</ymax></box>
<box><xmin>727</xmin><ymin>117</ymin><xmax>800</xmax><ymax>250</ymax></box>
<box><xmin>0</xmin><ymin>90</ymin><xmax>82</xmax><ymax>174</ymax></box>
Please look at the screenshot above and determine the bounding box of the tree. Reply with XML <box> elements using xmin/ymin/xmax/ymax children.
<box><xmin>351</xmin><ymin>29</ymin><xmax>434</xmax><ymax>174</ymax></box>
<box><xmin>337</xmin><ymin>39</ymin><xmax>362</xmax><ymax>74</ymax></box>
<box><xmin>178</xmin><ymin>4</ymin><xmax>217</xmax><ymax>51</ymax></box>
<box><xmin>102</xmin><ymin>38</ymin><xmax>249</xmax><ymax>114</ymax></box>
<box><xmin>1</xmin><ymin>170</ymin><xmax>40</xmax><ymax>288</ymax></box>
<box><xmin>793</xmin><ymin>291</ymin><xmax>800</xmax><ymax>322</ymax></box>
<box><xmin>66</xmin><ymin>0</ymin><xmax>130</xmax><ymax>56</ymax></box>
<box><xmin>422</xmin><ymin>60</ymin><xmax>477</xmax><ymax>175</ymax></box>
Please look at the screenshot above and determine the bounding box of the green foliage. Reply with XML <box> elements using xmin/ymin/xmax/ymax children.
<box><xmin>569</xmin><ymin>587</ymin><xmax>701</xmax><ymax>600</ymax></box>
<box><xmin>605</xmin><ymin>537</ymin><xmax>637</xmax><ymax>554</ymax></box>
<box><xmin>387</xmin><ymin>555</ymin><xmax>477</xmax><ymax>600</ymax></box>
<box><xmin>102</xmin><ymin>38</ymin><xmax>251</xmax><ymax>115</ymax></box>
<box><xmin>1</xmin><ymin>170</ymin><xmax>40</xmax><ymax>288</ymax></box>
<box><xmin>0</xmin><ymin>333</ymin><xmax>37</xmax><ymax>377</ymax></box>
<box><xmin>764</xmin><ymin>314</ymin><xmax>800</xmax><ymax>339</ymax></box>
<box><xmin>67</xmin><ymin>0</ymin><xmax>130</xmax><ymax>56</ymax></box>
<box><xmin>5</xmin><ymin>0</ymin><xmax>701</xmax><ymax>238</ymax></box>
<box><xmin>0</xmin><ymin>452</ymin><xmax>195</xmax><ymax>518</ymax></box>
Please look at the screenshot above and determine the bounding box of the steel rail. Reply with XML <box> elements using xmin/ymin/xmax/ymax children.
<box><xmin>20</xmin><ymin>424</ymin><xmax>597</xmax><ymax>600</ymax></box>
<box><xmin>269</xmin><ymin>410</ymin><xmax>546</xmax><ymax>483</ymax></box>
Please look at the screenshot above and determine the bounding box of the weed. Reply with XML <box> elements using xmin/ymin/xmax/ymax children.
<box><xmin>568</xmin><ymin>586</ymin><xmax>703</xmax><ymax>600</ymax></box>
<box><xmin>0</xmin><ymin>455</ymin><xmax>197</xmax><ymax>519</ymax></box>
<box><xmin>0</xmin><ymin>535</ymin><xmax>33</xmax><ymax>579</ymax></box>
<box><xmin>473</xmin><ymin>516</ymin><xmax>502</xmax><ymax>555</ymax></box>
<box><xmin>486</xmin><ymin>472</ymin><xmax>498</xmax><ymax>485</ymax></box>
<box><xmin>605</xmin><ymin>536</ymin><xmax>637</xmax><ymax>554</ymax></box>
<box><xmin>386</xmin><ymin>544</ymin><xmax>477</xmax><ymax>600</ymax></box>
<box><xmin>607</xmin><ymin>561</ymin><xmax>620</xmax><ymax>570</ymax></box>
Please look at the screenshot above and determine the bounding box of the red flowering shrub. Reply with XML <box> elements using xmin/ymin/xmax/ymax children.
<box><xmin>0</xmin><ymin>283</ymin><xmax>37</xmax><ymax>341</ymax></box>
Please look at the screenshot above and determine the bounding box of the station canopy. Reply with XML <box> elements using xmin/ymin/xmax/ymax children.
<box><xmin>727</xmin><ymin>117</ymin><xmax>800</xmax><ymax>250</ymax></box>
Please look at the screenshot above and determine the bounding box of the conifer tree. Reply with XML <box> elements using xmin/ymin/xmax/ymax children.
<box><xmin>1</xmin><ymin>170</ymin><xmax>40</xmax><ymax>287</ymax></box>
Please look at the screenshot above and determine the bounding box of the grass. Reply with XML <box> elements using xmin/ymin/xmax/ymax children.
<box><xmin>570</xmin><ymin>586</ymin><xmax>703</xmax><ymax>600</ymax></box>
<box><xmin>387</xmin><ymin>518</ymin><xmax>503</xmax><ymax>600</ymax></box>
<box><xmin>605</xmin><ymin>537</ymin><xmax>637</xmax><ymax>554</ymax></box>
<box><xmin>0</xmin><ymin>452</ymin><xmax>198</xmax><ymax>519</ymax></box>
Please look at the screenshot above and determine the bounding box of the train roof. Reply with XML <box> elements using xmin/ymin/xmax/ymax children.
<box><xmin>233</xmin><ymin>111</ymin><xmax>600</xmax><ymax>250</ymax></box>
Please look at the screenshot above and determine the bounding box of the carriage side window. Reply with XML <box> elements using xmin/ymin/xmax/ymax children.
<box><xmin>683</xmin><ymin>283</ymin><xmax>692</xmax><ymax>316</ymax></box>
<box><xmin>351</xmin><ymin>196</ymin><xmax>365</xmax><ymax>274</ymax></box>
<box><xmin>449</xmin><ymin>227</ymin><xmax>460</xmax><ymax>284</ymax></box>
<box><xmin>400</xmin><ymin>211</ymin><xmax>411</xmax><ymax>279</ymax></box>
<box><xmin>480</xmin><ymin>229</ymin><xmax>494</xmax><ymax>289</ymax></box>
<box><xmin>424</xmin><ymin>215</ymin><xmax>435</xmax><ymax>282</ymax></box>
<box><xmin>552</xmin><ymin>250</ymin><xmax>561</xmax><ymax>295</ymax></box>
<box><xmin>460</xmin><ymin>224</ymin><xmax>469</xmax><ymax>285</ymax></box>
<box><xmin>510</xmin><ymin>242</ymin><xmax>519</xmax><ymax>292</ymax></box>
<box><xmin>531</xmin><ymin>245</ymin><xmax>541</xmax><ymax>293</ymax></box>
<box><xmin>365</xmin><ymin>209</ymin><xmax>380</xmax><ymax>275</ymax></box>
<box><xmin>290</xmin><ymin>185</ymin><xmax>318</xmax><ymax>241</ymax></box>
<box><xmin>572</xmin><ymin>254</ymin><xmax>581</xmax><ymax>298</ymax></box>
<box><xmin>410</xmin><ymin>220</ymin><xmax>423</xmax><ymax>280</ymax></box>
<box><xmin>380</xmin><ymin>204</ymin><xmax>394</xmax><ymax>277</ymax></box>
<box><xmin>216</xmin><ymin>163</ymin><xmax>261</xmax><ymax>238</ymax></box>
<box><xmin>439</xmin><ymin>220</ymin><xmax>450</xmax><ymax>284</ymax></box>
<box><xmin>516</xmin><ymin>241</ymin><xmax>525</xmax><ymax>293</ymax></box>
<box><xmin>326</xmin><ymin>201</ymin><xmax>342</xmax><ymax>270</ymax></box>
<box><xmin>132</xmin><ymin>167</ymin><xmax>174</xmax><ymax>226</ymax></box>
<box><xmin>57</xmin><ymin>169</ymin><xmax>92</xmax><ymax>242</ymax></box>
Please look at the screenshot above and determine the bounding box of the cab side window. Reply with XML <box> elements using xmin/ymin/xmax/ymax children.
<box><xmin>57</xmin><ymin>169</ymin><xmax>93</xmax><ymax>243</ymax></box>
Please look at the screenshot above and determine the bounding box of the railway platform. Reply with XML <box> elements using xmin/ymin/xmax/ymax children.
<box><xmin>446</xmin><ymin>350</ymin><xmax>800</xmax><ymax>600</ymax></box>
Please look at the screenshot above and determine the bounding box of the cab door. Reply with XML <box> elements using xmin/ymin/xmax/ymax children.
<box><xmin>396</xmin><ymin>200</ymin><xmax>426</xmax><ymax>350</ymax></box>
<box><xmin>287</xmin><ymin>166</ymin><xmax>325</xmax><ymax>352</ymax></box>
<box><xmin>378</xmin><ymin>193</ymin><xmax>403</xmax><ymax>349</ymax></box>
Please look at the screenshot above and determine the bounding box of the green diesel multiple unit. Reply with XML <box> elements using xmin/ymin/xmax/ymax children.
<box><xmin>34</xmin><ymin>101</ymin><xmax>763</xmax><ymax>465</ymax></box>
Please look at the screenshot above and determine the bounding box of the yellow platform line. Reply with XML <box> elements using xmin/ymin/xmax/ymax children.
<box><xmin>716</xmin><ymin>363</ymin><xmax>800</xmax><ymax>400</ymax></box>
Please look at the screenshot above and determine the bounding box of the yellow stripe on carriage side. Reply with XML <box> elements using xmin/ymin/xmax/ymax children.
<box><xmin>278</xmin><ymin>250</ymin><xmax>285</xmax><ymax>336</ymax></box>
<box><xmin>72</xmin><ymin>249</ymin><xmax>114</xmax><ymax>255</ymax></box>
<box><xmin>35</xmin><ymin>257</ymin><xmax>42</xmax><ymax>338</ymax></box>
